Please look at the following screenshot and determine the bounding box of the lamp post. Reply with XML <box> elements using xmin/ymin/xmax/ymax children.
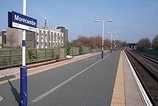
<box><xmin>107</xmin><ymin>32</ymin><xmax>116</xmax><ymax>53</ymax></box>
<box><xmin>95</xmin><ymin>19</ymin><xmax>112</xmax><ymax>59</ymax></box>
<box><xmin>113</xmin><ymin>35</ymin><xmax>118</xmax><ymax>51</ymax></box>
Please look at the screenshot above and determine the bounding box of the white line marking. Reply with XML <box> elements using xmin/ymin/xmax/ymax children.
<box><xmin>31</xmin><ymin>54</ymin><xmax>110</xmax><ymax>103</ymax></box>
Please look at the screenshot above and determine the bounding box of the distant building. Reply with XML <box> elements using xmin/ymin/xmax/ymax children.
<box><xmin>36</xmin><ymin>26</ymin><xmax>68</xmax><ymax>49</ymax></box>
<box><xmin>127</xmin><ymin>43</ymin><xmax>136</xmax><ymax>49</ymax></box>
<box><xmin>36</xmin><ymin>28</ymin><xmax>64</xmax><ymax>48</ymax></box>
<box><xmin>55</xmin><ymin>26</ymin><xmax>68</xmax><ymax>47</ymax></box>
<box><xmin>0</xmin><ymin>27</ymin><xmax>68</xmax><ymax>49</ymax></box>
<box><xmin>1</xmin><ymin>17</ymin><xmax>68</xmax><ymax>48</ymax></box>
<box><xmin>1</xmin><ymin>29</ymin><xmax>7</xmax><ymax>45</ymax></box>
<box><xmin>1</xmin><ymin>28</ymin><xmax>35</xmax><ymax>48</ymax></box>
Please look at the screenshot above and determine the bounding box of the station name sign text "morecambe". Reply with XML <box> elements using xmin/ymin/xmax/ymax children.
<box><xmin>8</xmin><ymin>11</ymin><xmax>37</xmax><ymax>31</ymax></box>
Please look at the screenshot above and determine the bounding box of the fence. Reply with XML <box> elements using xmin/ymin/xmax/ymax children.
<box><xmin>137</xmin><ymin>48</ymin><xmax>158</xmax><ymax>56</ymax></box>
<box><xmin>0</xmin><ymin>47</ymin><xmax>91</xmax><ymax>69</ymax></box>
<box><xmin>142</xmin><ymin>49</ymin><xmax>158</xmax><ymax>56</ymax></box>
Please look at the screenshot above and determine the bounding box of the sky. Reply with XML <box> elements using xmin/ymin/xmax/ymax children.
<box><xmin>0</xmin><ymin>0</ymin><xmax>158</xmax><ymax>43</ymax></box>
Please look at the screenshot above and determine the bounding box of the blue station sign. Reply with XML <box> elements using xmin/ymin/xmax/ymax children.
<box><xmin>8</xmin><ymin>11</ymin><xmax>37</xmax><ymax>32</ymax></box>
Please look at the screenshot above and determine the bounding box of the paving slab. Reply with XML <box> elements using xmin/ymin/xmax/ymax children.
<box><xmin>111</xmin><ymin>51</ymin><xmax>145</xmax><ymax>106</ymax></box>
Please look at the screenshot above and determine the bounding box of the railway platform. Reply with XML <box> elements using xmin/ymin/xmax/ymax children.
<box><xmin>0</xmin><ymin>51</ymin><xmax>149</xmax><ymax>105</ymax></box>
<box><xmin>111</xmin><ymin>51</ymin><xmax>146</xmax><ymax>106</ymax></box>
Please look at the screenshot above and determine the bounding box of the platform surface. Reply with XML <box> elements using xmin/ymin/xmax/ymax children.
<box><xmin>0</xmin><ymin>51</ymin><xmax>145</xmax><ymax>106</ymax></box>
<box><xmin>111</xmin><ymin>51</ymin><xmax>145</xmax><ymax>106</ymax></box>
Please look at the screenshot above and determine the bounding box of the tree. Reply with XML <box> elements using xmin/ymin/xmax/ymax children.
<box><xmin>72</xmin><ymin>35</ymin><xmax>102</xmax><ymax>49</ymax></box>
<box><xmin>104</xmin><ymin>38</ymin><xmax>111</xmax><ymax>49</ymax></box>
<box><xmin>89</xmin><ymin>36</ymin><xmax>101</xmax><ymax>49</ymax></box>
<box><xmin>121</xmin><ymin>41</ymin><xmax>127</xmax><ymax>47</ymax></box>
<box><xmin>137</xmin><ymin>38</ymin><xmax>151</xmax><ymax>49</ymax></box>
<box><xmin>6</xmin><ymin>31</ymin><xmax>18</xmax><ymax>48</ymax></box>
<box><xmin>115</xmin><ymin>40</ymin><xmax>124</xmax><ymax>49</ymax></box>
<box><xmin>0</xmin><ymin>32</ymin><xmax>2</xmax><ymax>48</ymax></box>
<box><xmin>73</xmin><ymin>35</ymin><xmax>88</xmax><ymax>46</ymax></box>
<box><xmin>152</xmin><ymin>35</ymin><xmax>158</xmax><ymax>49</ymax></box>
<box><xmin>72</xmin><ymin>35</ymin><xmax>126</xmax><ymax>50</ymax></box>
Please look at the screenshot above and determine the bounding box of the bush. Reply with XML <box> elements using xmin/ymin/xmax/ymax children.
<box><xmin>66</xmin><ymin>45</ymin><xmax>71</xmax><ymax>55</ymax></box>
<box><xmin>0</xmin><ymin>44</ymin><xmax>2</xmax><ymax>48</ymax></box>
<box><xmin>55</xmin><ymin>54</ymin><xmax>60</xmax><ymax>60</ymax></box>
<box><xmin>79</xmin><ymin>46</ymin><xmax>82</xmax><ymax>55</ymax></box>
<box><xmin>27</xmin><ymin>48</ymin><xmax>36</xmax><ymax>61</ymax></box>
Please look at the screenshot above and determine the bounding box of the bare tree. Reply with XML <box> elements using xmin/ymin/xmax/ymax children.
<box><xmin>137</xmin><ymin>38</ymin><xmax>151</xmax><ymax>49</ymax></box>
<box><xmin>7</xmin><ymin>31</ymin><xmax>18</xmax><ymax>48</ymax></box>
<box><xmin>104</xmin><ymin>38</ymin><xmax>111</xmax><ymax>49</ymax></box>
<box><xmin>152</xmin><ymin>35</ymin><xmax>158</xmax><ymax>49</ymax></box>
<box><xmin>72</xmin><ymin>35</ymin><xmax>126</xmax><ymax>50</ymax></box>
<box><xmin>72</xmin><ymin>35</ymin><xmax>102</xmax><ymax>49</ymax></box>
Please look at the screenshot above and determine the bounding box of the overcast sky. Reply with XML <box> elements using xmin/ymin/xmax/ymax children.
<box><xmin>0</xmin><ymin>0</ymin><xmax>158</xmax><ymax>43</ymax></box>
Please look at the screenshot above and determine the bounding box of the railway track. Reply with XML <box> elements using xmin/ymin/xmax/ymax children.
<box><xmin>125</xmin><ymin>50</ymin><xmax>158</xmax><ymax>106</ymax></box>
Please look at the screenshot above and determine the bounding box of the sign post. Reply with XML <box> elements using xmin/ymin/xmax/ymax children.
<box><xmin>8</xmin><ymin>0</ymin><xmax>37</xmax><ymax>105</ymax></box>
<box><xmin>8</xmin><ymin>11</ymin><xmax>37</xmax><ymax>32</ymax></box>
<box><xmin>20</xmin><ymin>0</ymin><xmax>27</xmax><ymax>106</ymax></box>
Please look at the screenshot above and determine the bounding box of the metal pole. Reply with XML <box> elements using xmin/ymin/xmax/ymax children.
<box><xmin>95</xmin><ymin>19</ymin><xmax>112</xmax><ymax>57</ymax></box>
<box><xmin>114</xmin><ymin>36</ymin><xmax>116</xmax><ymax>51</ymax></box>
<box><xmin>101</xmin><ymin>20</ymin><xmax>104</xmax><ymax>59</ymax></box>
<box><xmin>20</xmin><ymin>0</ymin><xmax>28</xmax><ymax>106</ymax></box>
<box><xmin>22</xmin><ymin>0</ymin><xmax>26</xmax><ymax>66</ymax></box>
<box><xmin>110</xmin><ymin>32</ymin><xmax>112</xmax><ymax>53</ymax></box>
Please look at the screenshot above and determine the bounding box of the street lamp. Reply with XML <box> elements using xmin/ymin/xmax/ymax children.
<box><xmin>113</xmin><ymin>35</ymin><xmax>118</xmax><ymax>50</ymax></box>
<box><xmin>107</xmin><ymin>32</ymin><xmax>116</xmax><ymax>53</ymax></box>
<box><xmin>94</xmin><ymin>19</ymin><xmax>112</xmax><ymax>59</ymax></box>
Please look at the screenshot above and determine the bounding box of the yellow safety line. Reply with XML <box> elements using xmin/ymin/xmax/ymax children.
<box><xmin>111</xmin><ymin>51</ymin><xmax>125</xmax><ymax>106</ymax></box>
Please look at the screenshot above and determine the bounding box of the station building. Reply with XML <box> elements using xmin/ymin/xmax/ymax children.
<box><xmin>1</xmin><ymin>28</ymin><xmax>35</xmax><ymax>48</ymax></box>
<box><xmin>0</xmin><ymin>27</ymin><xmax>68</xmax><ymax>49</ymax></box>
<box><xmin>0</xmin><ymin>29</ymin><xmax>7</xmax><ymax>45</ymax></box>
<box><xmin>36</xmin><ymin>27</ymin><xmax>68</xmax><ymax>49</ymax></box>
